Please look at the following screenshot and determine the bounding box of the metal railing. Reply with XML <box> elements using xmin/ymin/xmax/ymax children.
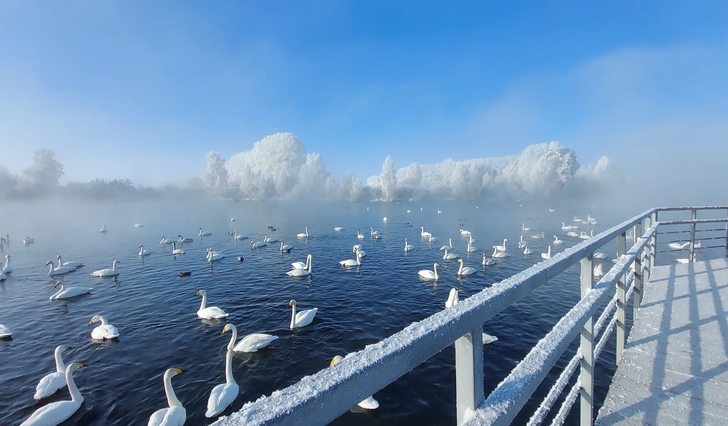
<box><xmin>214</xmin><ymin>206</ymin><xmax>728</xmax><ymax>426</ymax></box>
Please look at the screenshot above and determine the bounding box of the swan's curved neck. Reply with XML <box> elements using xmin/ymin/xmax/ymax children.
<box><xmin>433</xmin><ymin>264</ymin><xmax>439</xmax><ymax>279</ymax></box>
<box><xmin>48</xmin><ymin>263</ymin><xmax>54</xmax><ymax>273</ymax></box>
<box><xmin>164</xmin><ymin>372</ymin><xmax>182</xmax><ymax>407</ymax></box>
<box><xmin>305</xmin><ymin>227</ymin><xmax>308</xmax><ymax>236</ymax></box>
<box><xmin>458</xmin><ymin>262</ymin><xmax>463</xmax><ymax>274</ymax></box>
<box><xmin>356</xmin><ymin>251</ymin><xmax>361</xmax><ymax>265</ymax></box>
<box><xmin>307</xmin><ymin>257</ymin><xmax>312</xmax><ymax>272</ymax></box>
<box><xmin>290</xmin><ymin>303</ymin><xmax>297</xmax><ymax>329</ymax></box>
<box><xmin>51</xmin><ymin>284</ymin><xmax>65</xmax><ymax>298</ymax></box>
<box><xmin>548</xmin><ymin>246</ymin><xmax>552</xmax><ymax>255</ymax></box>
<box><xmin>54</xmin><ymin>347</ymin><xmax>66</xmax><ymax>373</ymax></box>
<box><xmin>58</xmin><ymin>255</ymin><xmax>64</xmax><ymax>264</ymax></box>
<box><xmin>98</xmin><ymin>316</ymin><xmax>108</xmax><ymax>325</ymax></box>
<box><xmin>66</xmin><ymin>366</ymin><xmax>83</xmax><ymax>403</ymax></box>
<box><xmin>199</xmin><ymin>292</ymin><xmax>207</xmax><ymax>310</ymax></box>
<box><xmin>225</xmin><ymin>328</ymin><xmax>237</xmax><ymax>384</ymax></box>
<box><xmin>492</xmin><ymin>247</ymin><xmax>497</xmax><ymax>256</ymax></box>
<box><xmin>502</xmin><ymin>239</ymin><xmax>507</xmax><ymax>248</ymax></box>
<box><xmin>112</xmin><ymin>260</ymin><xmax>117</xmax><ymax>270</ymax></box>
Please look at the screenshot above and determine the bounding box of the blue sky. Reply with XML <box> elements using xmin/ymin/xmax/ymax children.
<box><xmin>1</xmin><ymin>1</ymin><xmax>727</xmax><ymax>186</ymax></box>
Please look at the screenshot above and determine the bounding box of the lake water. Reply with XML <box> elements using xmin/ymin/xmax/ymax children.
<box><xmin>0</xmin><ymin>198</ymin><xmax>694</xmax><ymax>425</ymax></box>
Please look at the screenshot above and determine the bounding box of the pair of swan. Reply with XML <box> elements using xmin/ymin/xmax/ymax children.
<box><xmin>491</xmin><ymin>246</ymin><xmax>508</xmax><ymax>258</ymax></box>
<box><xmin>444</xmin><ymin>289</ymin><xmax>498</xmax><ymax>344</ymax></box>
<box><xmin>419</xmin><ymin>263</ymin><xmax>440</xmax><ymax>280</ymax></box>
<box><xmin>297</xmin><ymin>227</ymin><xmax>309</xmax><ymax>238</ymax></box>
<box><xmin>89</xmin><ymin>315</ymin><xmax>119</xmax><ymax>340</ymax></box>
<box><xmin>90</xmin><ymin>260</ymin><xmax>121</xmax><ymax>277</ymax></box>
<box><xmin>196</xmin><ymin>290</ymin><xmax>229</xmax><ymax>319</ymax></box>
<box><xmin>517</xmin><ymin>236</ymin><xmax>525</xmax><ymax>249</ymax></box>
<box><xmin>287</xmin><ymin>255</ymin><xmax>313</xmax><ymax>276</ymax></box>
<box><xmin>404</xmin><ymin>239</ymin><xmax>414</xmax><ymax>252</ymax></box>
<box><xmin>340</xmin><ymin>250</ymin><xmax>363</xmax><ymax>267</ymax></box>
<box><xmin>523</xmin><ymin>245</ymin><xmax>532</xmax><ymax>255</ymax></box>
<box><xmin>22</xmin><ymin>362</ymin><xmax>85</xmax><ymax>426</ymax></box>
<box><xmin>370</xmin><ymin>227</ymin><xmax>381</xmax><ymax>239</ymax></box>
<box><xmin>457</xmin><ymin>259</ymin><xmax>477</xmax><ymax>276</ymax></box>
<box><xmin>50</xmin><ymin>281</ymin><xmax>92</xmax><ymax>300</ymax></box>
<box><xmin>45</xmin><ymin>260</ymin><xmax>77</xmax><ymax>277</ymax></box>
<box><xmin>561</xmin><ymin>222</ymin><xmax>578</xmax><ymax>231</ymax></box>
<box><xmin>579</xmin><ymin>230</ymin><xmax>594</xmax><ymax>240</ymax></box>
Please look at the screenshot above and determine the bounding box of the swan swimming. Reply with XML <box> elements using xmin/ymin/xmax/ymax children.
<box><xmin>418</xmin><ymin>263</ymin><xmax>440</xmax><ymax>280</ymax></box>
<box><xmin>287</xmin><ymin>257</ymin><xmax>313</xmax><ymax>276</ymax></box>
<box><xmin>205</xmin><ymin>324</ymin><xmax>240</xmax><ymax>418</ymax></box>
<box><xmin>329</xmin><ymin>355</ymin><xmax>379</xmax><ymax>409</ymax></box>
<box><xmin>249</xmin><ymin>239</ymin><xmax>267</xmax><ymax>248</ymax></box>
<box><xmin>21</xmin><ymin>363</ymin><xmax>84</xmax><ymax>426</ymax></box>
<box><xmin>160</xmin><ymin>236</ymin><xmax>174</xmax><ymax>245</ymax></box>
<box><xmin>232</xmin><ymin>327</ymin><xmax>278</xmax><ymax>353</ymax></box>
<box><xmin>232</xmin><ymin>230</ymin><xmax>247</xmax><ymax>240</ymax></box>
<box><xmin>90</xmin><ymin>260</ymin><xmax>121</xmax><ymax>277</ymax></box>
<box><xmin>100</xmin><ymin>224</ymin><xmax>107</xmax><ymax>233</ymax></box>
<box><xmin>440</xmin><ymin>238</ymin><xmax>453</xmax><ymax>251</ymax></box>
<box><xmin>339</xmin><ymin>250</ymin><xmax>363</xmax><ymax>267</ymax></box>
<box><xmin>46</xmin><ymin>260</ymin><xmax>75</xmax><ymax>276</ymax></box>
<box><xmin>57</xmin><ymin>255</ymin><xmax>83</xmax><ymax>270</ymax></box>
<box><xmin>207</xmin><ymin>249</ymin><xmax>225</xmax><ymax>262</ymax></box>
<box><xmin>279</xmin><ymin>241</ymin><xmax>293</xmax><ymax>253</ymax></box>
<box><xmin>148</xmin><ymin>368</ymin><xmax>186</xmax><ymax>426</ymax></box>
<box><xmin>177</xmin><ymin>235</ymin><xmax>194</xmax><ymax>243</ymax></box>
<box><xmin>420</xmin><ymin>227</ymin><xmax>432</xmax><ymax>238</ymax></box>
<box><xmin>531</xmin><ymin>232</ymin><xmax>545</xmax><ymax>240</ymax></box>
<box><xmin>562</xmin><ymin>222</ymin><xmax>578</xmax><ymax>231</ymax></box>
<box><xmin>263</xmin><ymin>234</ymin><xmax>278</xmax><ymax>243</ymax></box>
<box><xmin>494</xmin><ymin>238</ymin><xmax>508</xmax><ymax>252</ymax></box>
<box><xmin>139</xmin><ymin>245</ymin><xmax>151</xmax><ymax>256</ymax></box>
<box><xmin>289</xmin><ymin>299</ymin><xmax>317</xmax><ymax>329</ymax></box>
<box><xmin>333</xmin><ymin>226</ymin><xmax>345</xmax><ymax>232</ymax></box>
<box><xmin>356</xmin><ymin>229</ymin><xmax>365</xmax><ymax>240</ymax></box>
<box><xmin>33</xmin><ymin>345</ymin><xmax>70</xmax><ymax>400</ymax></box>
<box><xmin>668</xmin><ymin>241</ymin><xmax>690</xmax><ymax>250</ymax></box>
<box><xmin>2</xmin><ymin>255</ymin><xmax>12</xmax><ymax>274</ymax></box>
<box><xmin>196</xmin><ymin>290</ymin><xmax>229</xmax><ymax>319</ymax></box>
<box><xmin>23</xmin><ymin>237</ymin><xmax>34</xmax><ymax>244</ymax></box>
<box><xmin>466</xmin><ymin>237</ymin><xmax>478</xmax><ymax>253</ymax></box>
<box><xmin>482</xmin><ymin>252</ymin><xmax>496</xmax><ymax>266</ymax></box>
<box><xmin>291</xmin><ymin>254</ymin><xmax>312</xmax><ymax>270</ymax></box>
<box><xmin>521</xmin><ymin>223</ymin><xmax>531</xmax><ymax>232</ymax></box>
<box><xmin>553</xmin><ymin>235</ymin><xmax>563</xmax><ymax>245</ymax></box>
<box><xmin>491</xmin><ymin>246</ymin><xmax>507</xmax><ymax>258</ymax></box>
<box><xmin>566</xmin><ymin>231</ymin><xmax>580</xmax><ymax>238</ymax></box>
<box><xmin>428</xmin><ymin>234</ymin><xmax>438</xmax><ymax>243</ymax></box>
<box><xmin>593</xmin><ymin>263</ymin><xmax>604</xmax><ymax>278</ymax></box>
<box><xmin>352</xmin><ymin>245</ymin><xmax>366</xmax><ymax>257</ymax></box>
<box><xmin>579</xmin><ymin>230</ymin><xmax>593</xmax><ymax>240</ymax></box>
<box><xmin>459</xmin><ymin>229</ymin><xmax>471</xmax><ymax>236</ymax></box>
<box><xmin>457</xmin><ymin>259</ymin><xmax>477</xmax><ymax>276</ymax></box>
<box><xmin>296</xmin><ymin>227</ymin><xmax>309</xmax><ymax>238</ymax></box>
<box><xmin>443</xmin><ymin>248</ymin><xmax>457</xmax><ymax>260</ymax></box>
<box><xmin>199</xmin><ymin>228</ymin><xmax>212</xmax><ymax>237</ymax></box>
<box><xmin>523</xmin><ymin>245</ymin><xmax>532</xmax><ymax>255</ymax></box>
<box><xmin>89</xmin><ymin>315</ymin><xmax>119</xmax><ymax>340</ymax></box>
<box><xmin>49</xmin><ymin>281</ymin><xmax>92</xmax><ymax>300</ymax></box>
<box><xmin>517</xmin><ymin>235</ymin><xmax>525</xmax><ymax>249</ymax></box>
<box><xmin>404</xmin><ymin>239</ymin><xmax>414</xmax><ymax>252</ymax></box>
<box><xmin>541</xmin><ymin>245</ymin><xmax>552</xmax><ymax>260</ymax></box>
<box><xmin>0</xmin><ymin>324</ymin><xmax>11</xmax><ymax>338</ymax></box>
<box><xmin>171</xmin><ymin>242</ymin><xmax>185</xmax><ymax>255</ymax></box>
<box><xmin>370</xmin><ymin>227</ymin><xmax>381</xmax><ymax>239</ymax></box>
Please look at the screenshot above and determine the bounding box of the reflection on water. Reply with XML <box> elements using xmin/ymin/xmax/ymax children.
<box><xmin>0</xmin><ymin>198</ymin><xmax>637</xmax><ymax>425</ymax></box>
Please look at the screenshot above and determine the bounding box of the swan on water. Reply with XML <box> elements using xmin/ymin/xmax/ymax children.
<box><xmin>148</xmin><ymin>368</ymin><xmax>186</xmax><ymax>426</ymax></box>
<box><xmin>139</xmin><ymin>245</ymin><xmax>151</xmax><ymax>256</ymax></box>
<box><xmin>574</xmin><ymin>217</ymin><xmax>584</xmax><ymax>223</ymax></box>
<box><xmin>668</xmin><ymin>241</ymin><xmax>690</xmax><ymax>250</ymax></box>
<box><xmin>594</xmin><ymin>263</ymin><xmax>605</xmax><ymax>278</ymax></box>
<box><xmin>160</xmin><ymin>236</ymin><xmax>174</xmax><ymax>245</ymax></box>
<box><xmin>428</xmin><ymin>234</ymin><xmax>438</xmax><ymax>242</ymax></box>
<box><xmin>89</xmin><ymin>315</ymin><xmax>119</xmax><ymax>340</ymax></box>
<box><xmin>178</xmin><ymin>235</ymin><xmax>194</xmax><ymax>243</ymax></box>
<box><xmin>494</xmin><ymin>238</ymin><xmax>508</xmax><ymax>252</ymax></box>
<box><xmin>562</xmin><ymin>222</ymin><xmax>578</xmax><ymax>231</ymax></box>
<box><xmin>263</xmin><ymin>234</ymin><xmax>278</xmax><ymax>243</ymax></box>
<box><xmin>531</xmin><ymin>232</ymin><xmax>545</xmax><ymax>240</ymax></box>
<box><xmin>232</xmin><ymin>230</ymin><xmax>247</xmax><ymax>240</ymax></box>
<box><xmin>171</xmin><ymin>242</ymin><xmax>185</xmax><ymax>255</ymax></box>
<box><xmin>21</xmin><ymin>363</ymin><xmax>85</xmax><ymax>426</ymax></box>
<box><xmin>100</xmin><ymin>224</ymin><xmax>107</xmax><ymax>233</ymax></box>
<box><xmin>329</xmin><ymin>355</ymin><xmax>379</xmax><ymax>409</ymax></box>
<box><xmin>296</xmin><ymin>227</ymin><xmax>309</xmax><ymax>238</ymax></box>
<box><xmin>291</xmin><ymin>254</ymin><xmax>312</xmax><ymax>270</ymax></box>
<box><xmin>279</xmin><ymin>241</ymin><xmax>293</xmax><ymax>253</ymax></box>
<box><xmin>199</xmin><ymin>228</ymin><xmax>212</xmax><ymax>237</ymax></box>
<box><xmin>352</xmin><ymin>245</ymin><xmax>366</xmax><ymax>257</ymax></box>
<box><xmin>287</xmin><ymin>257</ymin><xmax>312</xmax><ymax>276</ymax></box>
<box><xmin>23</xmin><ymin>237</ymin><xmax>34</xmax><ymax>244</ymax></box>
<box><xmin>553</xmin><ymin>235</ymin><xmax>563</xmax><ymax>245</ymax></box>
<box><xmin>567</xmin><ymin>231</ymin><xmax>580</xmax><ymax>238</ymax></box>
<box><xmin>207</xmin><ymin>249</ymin><xmax>225</xmax><ymax>262</ymax></box>
<box><xmin>579</xmin><ymin>230</ymin><xmax>593</xmax><ymax>240</ymax></box>
<box><xmin>439</xmin><ymin>238</ymin><xmax>453</xmax><ymax>251</ymax></box>
<box><xmin>90</xmin><ymin>260</ymin><xmax>121</xmax><ymax>277</ymax></box>
<box><xmin>517</xmin><ymin>235</ymin><xmax>525</xmax><ymax>249</ymax></box>
<box><xmin>2</xmin><ymin>255</ymin><xmax>12</xmax><ymax>274</ymax></box>
<box><xmin>521</xmin><ymin>223</ymin><xmax>531</xmax><ymax>232</ymax></box>
<box><xmin>46</xmin><ymin>260</ymin><xmax>75</xmax><ymax>276</ymax></box>
<box><xmin>548</xmin><ymin>207</ymin><xmax>555</xmax><ymax>212</ymax></box>
<box><xmin>418</xmin><ymin>263</ymin><xmax>440</xmax><ymax>280</ymax></box>
<box><xmin>541</xmin><ymin>245</ymin><xmax>552</xmax><ymax>260</ymax></box>
<box><xmin>57</xmin><ymin>255</ymin><xmax>83</xmax><ymax>270</ymax></box>
<box><xmin>289</xmin><ymin>299</ymin><xmax>317</xmax><ymax>329</ymax></box>
<box><xmin>356</xmin><ymin>229</ymin><xmax>365</xmax><ymax>240</ymax></box>
<box><xmin>50</xmin><ymin>281</ymin><xmax>92</xmax><ymax>300</ymax></box>
<box><xmin>249</xmin><ymin>238</ymin><xmax>267</xmax><ymax>248</ymax></box>
<box><xmin>205</xmin><ymin>324</ymin><xmax>240</xmax><ymax>418</ymax></box>
<box><xmin>457</xmin><ymin>259</ymin><xmax>477</xmax><ymax>276</ymax></box>
<box><xmin>404</xmin><ymin>239</ymin><xmax>414</xmax><ymax>252</ymax></box>
<box><xmin>333</xmin><ymin>226</ymin><xmax>345</xmax><ymax>232</ymax></box>
<box><xmin>196</xmin><ymin>290</ymin><xmax>229</xmax><ymax>319</ymax></box>
<box><xmin>466</xmin><ymin>237</ymin><xmax>478</xmax><ymax>252</ymax></box>
<box><xmin>232</xmin><ymin>329</ymin><xmax>278</xmax><ymax>353</ymax></box>
<box><xmin>0</xmin><ymin>270</ymin><xmax>6</xmax><ymax>281</ymax></box>
<box><xmin>444</xmin><ymin>289</ymin><xmax>498</xmax><ymax>344</ymax></box>
<box><xmin>491</xmin><ymin>246</ymin><xmax>507</xmax><ymax>258</ymax></box>
<box><xmin>339</xmin><ymin>250</ymin><xmax>362</xmax><ymax>267</ymax></box>
<box><xmin>443</xmin><ymin>248</ymin><xmax>457</xmax><ymax>260</ymax></box>
<box><xmin>33</xmin><ymin>345</ymin><xmax>71</xmax><ymax>400</ymax></box>
<box><xmin>459</xmin><ymin>229</ymin><xmax>471</xmax><ymax>237</ymax></box>
<box><xmin>523</xmin><ymin>245</ymin><xmax>532</xmax><ymax>255</ymax></box>
<box><xmin>482</xmin><ymin>252</ymin><xmax>495</xmax><ymax>266</ymax></box>
<box><xmin>134</xmin><ymin>223</ymin><xmax>144</xmax><ymax>228</ymax></box>
<box><xmin>382</xmin><ymin>216</ymin><xmax>388</xmax><ymax>222</ymax></box>
<box><xmin>0</xmin><ymin>324</ymin><xmax>11</xmax><ymax>338</ymax></box>
<box><xmin>421</xmin><ymin>227</ymin><xmax>432</xmax><ymax>238</ymax></box>
<box><xmin>370</xmin><ymin>227</ymin><xmax>381</xmax><ymax>239</ymax></box>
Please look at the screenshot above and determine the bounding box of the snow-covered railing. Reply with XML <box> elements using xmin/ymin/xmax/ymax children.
<box><xmin>654</xmin><ymin>206</ymin><xmax>728</xmax><ymax>261</ymax></box>
<box><xmin>213</xmin><ymin>207</ymin><xmax>727</xmax><ymax>426</ymax></box>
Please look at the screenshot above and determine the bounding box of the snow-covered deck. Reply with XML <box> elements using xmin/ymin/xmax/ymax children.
<box><xmin>596</xmin><ymin>258</ymin><xmax>728</xmax><ymax>425</ymax></box>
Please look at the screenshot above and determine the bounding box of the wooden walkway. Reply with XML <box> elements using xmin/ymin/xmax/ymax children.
<box><xmin>596</xmin><ymin>258</ymin><xmax>728</xmax><ymax>425</ymax></box>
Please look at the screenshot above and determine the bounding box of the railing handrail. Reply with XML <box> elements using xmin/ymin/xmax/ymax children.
<box><xmin>214</xmin><ymin>206</ymin><xmax>727</xmax><ymax>426</ymax></box>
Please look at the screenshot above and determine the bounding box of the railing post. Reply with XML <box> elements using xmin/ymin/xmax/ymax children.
<box><xmin>689</xmin><ymin>209</ymin><xmax>697</xmax><ymax>262</ymax></box>
<box><xmin>725</xmin><ymin>208</ymin><xmax>728</xmax><ymax>258</ymax></box>
<box><xmin>650</xmin><ymin>212</ymin><xmax>657</xmax><ymax>271</ymax></box>
<box><xmin>455</xmin><ymin>328</ymin><xmax>484</xmax><ymax>425</ymax></box>
<box><xmin>633</xmin><ymin>222</ymin><xmax>643</xmax><ymax>319</ymax></box>
<box><xmin>616</xmin><ymin>232</ymin><xmax>627</xmax><ymax>364</ymax></box>
<box><xmin>580</xmin><ymin>254</ymin><xmax>594</xmax><ymax>426</ymax></box>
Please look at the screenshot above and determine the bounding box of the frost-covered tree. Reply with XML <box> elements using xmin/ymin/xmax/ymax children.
<box><xmin>203</xmin><ymin>152</ymin><xmax>229</xmax><ymax>196</ymax></box>
<box><xmin>22</xmin><ymin>149</ymin><xmax>64</xmax><ymax>187</ymax></box>
<box><xmin>379</xmin><ymin>155</ymin><xmax>397</xmax><ymax>201</ymax></box>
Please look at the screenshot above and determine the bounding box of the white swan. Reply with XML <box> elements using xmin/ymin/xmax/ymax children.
<box><xmin>49</xmin><ymin>281</ymin><xmax>92</xmax><ymax>300</ymax></box>
<box><xmin>333</xmin><ymin>226</ymin><xmax>345</xmax><ymax>232</ymax></box>
<box><xmin>0</xmin><ymin>270</ymin><xmax>6</xmax><ymax>281</ymax></box>
<box><xmin>171</xmin><ymin>242</ymin><xmax>185</xmax><ymax>255</ymax></box>
<box><xmin>548</xmin><ymin>207</ymin><xmax>555</xmax><ymax>212</ymax></box>
<box><xmin>541</xmin><ymin>245</ymin><xmax>552</xmax><ymax>260</ymax></box>
<box><xmin>594</xmin><ymin>252</ymin><xmax>608</xmax><ymax>259</ymax></box>
<box><xmin>134</xmin><ymin>223</ymin><xmax>144</xmax><ymax>228</ymax></box>
<box><xmin>420</xmin><ymin>226</ymin><xmax>432</xmax><ymax>238</ymax></box>
<box><xmin>57</xmin><ymin>255</ymin><xmax>83</xmax><ymax>270</ymax></box>
<box><xmin>356</xmin><ymin>229</ymin><xmax>365</xmax><ymax>240</ymax></box>
<box><xmin>567</xmin><ymin>231</ymin><xmax>580</xmax><ymax>237</ymax></box>
<box><xmin>466</xmin><ymin>238</ymin><xmax>478</xmax><ymax>253</ymax></box>
<box><xmin>207</xmin><ymin>249</ymin><xmax>225</xmax><ymax>262</ymax></box>
<box><xmin>439</xmin><ymin>238</ymin><xmax>453</xmax><ymax>251</ymax></box>
<box><xmin>594</xmin><ymin>263</ymin><xmax>604</xmax><ymax>278</ymax></box>
<box><xmin>289</xmin><ymin>299</ymin><xmax>317</xmax><ymax>329</ymax></box>
<box><xmin>383</xmin><ymin>216</ymin><xmax>388</xmax><ymax>222</ymax></box>
<box><xmin>482</xmin><ymin>251</ymin><xmax>496</xmax><ymax>266</ymax></box>
<box><xmin>457</xmin><ymin>259</ymin><xmax>477</xmax><ymax>276</ymax></box>
<box><xmin>523</xmin><ymin>246</ymin><xmax>532</xmax><ymax>255</ymax></box>
<box><xmin>177</xmin><ymin>235</ymin><xmax>194</xmax><ymax>243</ymax></box>
<box><xmin>291</xmin><ymin>254</ymin><xmax>312</xmax><ymax>270</ymax></box>
<box><xmin>0</xmin><ymin>324</ymin><xmax>11</xmax><ymax>338</ymax></box>
<box><xmin>297</xmin><ymin>227</ymin><xmax>309</xmax><ymax>238</ymax></box>
<box><xmin>517</xmin><ymin>235</ymin><xmax>525</xmax><ymax>249</ymax></box>
<box><xmin>352</xmin><ymin>245</ymin><xmax>366</xmax><ymax>257</ymax></box>
<box><xmin>160</xmin><ymin>236</ymin><xmax>174</xmax><ymax>244</ymax></box>
<box><xmin>562</xmin><ymin>222</ymin><xmax>578</xmax><ymax>231</ymax></box>
<box><xmin>579</xmin><ymin>230</ymin><xmax>593</xmax><ymax>240</ymax></box>
<box><xmin>574</xmin><ymin>216</ymin><xmax>584</xmax><ymax>223</ymax></box>
<box><xmin>33</xmin><ymin>345</ymin><xmax>71</xmax><ymax>400</ymax></box>
<box><xmin>330</xmin><ymin>355</ymin><xmax>379</xmax><ymax>409</ymax></box>
<box><xmin>444</xmin><ymin>289</ymin><xmax>498</xmax><ymax>344</ymax></box>
<box><xmin>2</xmin><ymin>255</ymin><xmax>12</xmax><ymax>274</ymax></box>
<box><xmin>428</xmin><ymin>234</ymin><xmax>438</xmax><ymax>243</ymax></box>
<box><xmin>23</xmin><ymin>236</ymin><xmax>34</xmax><ymax>244</ymax></box>
<box><xmin>46</xmin><ymin>260</ymin><xmax>75</xmax><ymax>276</ymax></box>
<box><xmin>21</xmin><ymin>363</ymin><xmax>84</xmax><ymax>426</ymax></box>
<box><xmin>668</xmin><ymin>241</ymin><xmax>690</xmax><ymax>250</ymax></box>
<box><xmin>90</xmin><ymin>260</ymin><xmax>121</xmax><ymax>277</ymax></box>
<box><xmin>249</xmin><ymin>239</ymin><xmax>267</xmax><ymax>248</ymax></box>
<box><xmin>370</xmin><ymin>227</ymin><xmax>381</xmax><ymax>239</ymax></box>
<box><xmin>148</xmin><ymin>368</ymin><xmax>186</xmax><ymax>426</ymax></box>
<box><xmin>492</xmin><ymin>246</ymin><xmax>508</xmax><ymax>258</ymax></box>
<box><xmin>287</xmin><ymin>257</ymin><xmax>312</xmax><ymax>276</ymax></box>
<box><xmin>100</xmin><ymin>224</ymin><xmax>107</xmax><ymax>233</ymax></box>
<box><xmin>233</xmin><ymin>329</ymin><xmax>279</xmax><ymax>353</ymax></box>
<box><xmin>459</xmin><ymin>229</ymin><xmax>471</xmax><ymax>236</ymax></box>
<box><xmin>418</xmin><ymin>263</ymin><xmax>440</xmax><ymax>280</ymax></box>
<box><xmin>279</xmin><ymin>241</ymin><xmax>293</xmax><ymax>252</ymax></box>
<box><xmin>205</xmin><ymin>324</ymin><xmax>240</xmax><ymax>418</ymax></box>
<box><xmin>340</xmin><ymin>250</ymin><xmax>363</xmax><ymax>267</ymax></box>
<box><xmin>89</xmin><ymin>315</ymin><xmax>119</xmax><ymax>340</ymax></box>
<box><xmin>196</xmin><ymin>290</ymin><xmax>229</xmax><ymax>319</ymax></box>
<box><xmin>136</xmin><ymin>244</ymin><xmax>151</xmax><ymax>256</ymax></box>
<box><xmin>404</xmin><ymin>239</ymin><xmax>414</xmax><ymax>252</ymax></box>
<box><xmin>494</xmin><ymin>238</ymin><xmax>508</xmax><ymax>252</ymax></box>
<box><xmin>531</xmin><ymin>232</ymin><xmax>545</xmax><ymax>240</ymax></box>
<box><xmin>521</xmin><ymin>223</ymin><xmax>531</xmax><ymax>232</ymax></box>
<box><xmin>199</xmin><ymin>228</ymin><xmax>212</xmax><ymax>237</ymax></box>
<box><xmin>233</xmin><ymin>230</ymin><xmax>247</xmax><ymax>240</ymax></box>
<box><xmin>263</xmin><ymin>234</ymin><xmax>278</xmax><ymax>243</ymax></box>
<box><xmin>443</xmin><ymin>248</ymin><xmax>457</xmax><ymax>260</ymax></box>
<box><xmin>553</xmin><ymin>235</ymin><xmax>563</xmax><ymax>245</ymax></box>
